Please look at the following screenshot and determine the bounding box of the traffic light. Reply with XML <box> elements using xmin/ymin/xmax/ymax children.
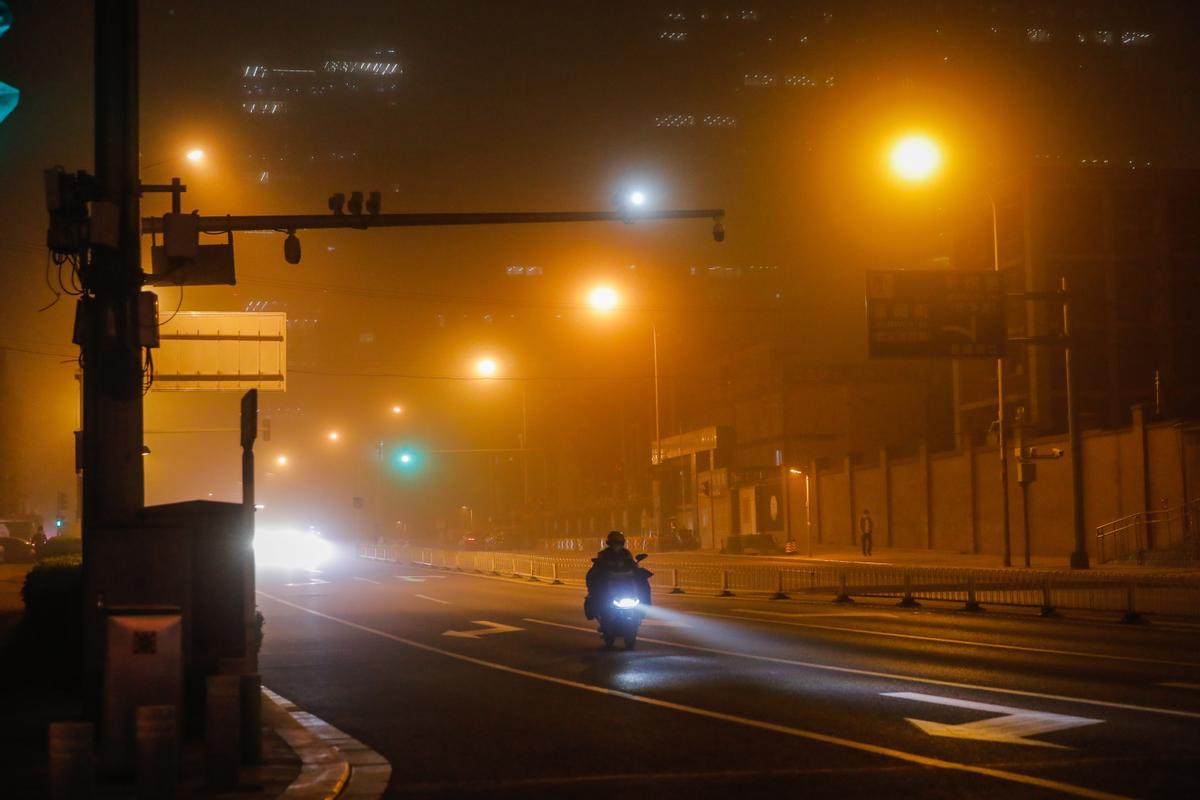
<box><xmin>0</xmin><ymin>3</ymin><xmax>18</xmax><ymax>126</ymax></box>
<box><xmin>393</xmin><ymin>446</ymin><xmax>424</xmax><ymax>474</ymax></box>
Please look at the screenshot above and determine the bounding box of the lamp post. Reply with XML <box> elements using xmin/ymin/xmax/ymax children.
<box><xmin>887</xmin><ymin>133</ymin><xmax>1012</xmax><ymax>567</ymax></box>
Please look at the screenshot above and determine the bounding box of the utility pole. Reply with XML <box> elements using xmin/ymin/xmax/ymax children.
<box><xmin>80</xmin><ymin>0</ymin><xmax>145</xmax><ymax>715</ymax></box>
<box><xmin>1062</xmin><ymin>278</ymin><xmax>1089</xmax><ymax>568</ymax></box>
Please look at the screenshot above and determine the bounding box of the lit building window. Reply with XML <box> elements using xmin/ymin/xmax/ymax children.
<box><xmin>505</xmin><ymin>265</ymin><xmax>544</xmax><ymax>276</ymax></box>
<box><xmin>1026</xmin><ymin>27</ymin><xmax>1051</xmax><ymax>43</ymax></box>
<box><xmin>785</xmin><ymin>74</ymin><xmax>816</xmax><ymax>87</ymax></box>
<box><xmin>702</xmin><ymin>114</ymin><xmax>737</xmax><ymax>128</ymax></box>
<box><xmin>1121</xmin><ymin>31</ymin><xmax>1153</xmax><ymax>46</ymax></box>
<box><xmin>1094</xmin><ymin>30</ymin><xmax>1114</xmax><ymax>45</ymax></box>
<box><xmin>665</xmin><ymin>11</ymin><xmax>686</xmax><ymax>21</ymax></box>
<box><xmin>824</xmin><ymin>76</ymin><xmax>836</xmax><ymax>88</ymax></box>
<box><xmin>660</xmin><ymin>31</ymin><xmax>688</xmax><ymax>41</ymax></box>
<box><xmin>740</xmin><ymin>10</ymin><xmax>759</xmax><ymax>22</ymax></box>
<box><xmin>241</xmin><ymin>101</ymin><xmax>285</xmax><ymax>114</ymax></box>
<box><xmin>743</xmin><ymin>73</ymin><xmax>777</xmax><ymax>86</ymax></box>
<box><xmin>323</xmin><ymin>60</ymin><xmax>402</xmax><ymax>75</ymax></box>
<box><xmin>654</xmin><ymin>114</ymin><xmax>696</xmax><ymax>127</ymax></box>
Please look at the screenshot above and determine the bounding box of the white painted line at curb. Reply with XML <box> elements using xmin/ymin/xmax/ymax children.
<box><xmin>265</xmin><ymin>686</ymin><xmax>391</xmax><ymax>800</ymax></box>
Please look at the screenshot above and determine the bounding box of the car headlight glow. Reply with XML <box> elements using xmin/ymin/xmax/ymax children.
<box><xmin>612</xmin><ymin>597</ymin><xmax>640</xmax><ymax>609</ymax></box>
<box><xmin>254</xmin><ymin>527</ymin><xmax>334</xmax><ymax>570</ymax></box>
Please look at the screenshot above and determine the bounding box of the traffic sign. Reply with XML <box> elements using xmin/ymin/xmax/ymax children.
<box><xmin>866</xmin><ymin>270</ymin><xmax>1006</xmax><ymax>358</ymax></box>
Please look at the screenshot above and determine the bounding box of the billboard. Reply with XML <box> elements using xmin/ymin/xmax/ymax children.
<box><xmin>152</xmin><ymin>312</ymin><xmax>286</xmax><ymax>391</ymax></box>
<box><xmin>866</xmin><ymin>270</ymin><xmax>1006</xmax><ymax>359</ymax></box>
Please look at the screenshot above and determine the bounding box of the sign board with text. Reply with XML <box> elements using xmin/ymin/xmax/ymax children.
<box><xmin>866</xmin><ymin>270</ymin><xmax>1005</xmax><ymax>359</ymax></box>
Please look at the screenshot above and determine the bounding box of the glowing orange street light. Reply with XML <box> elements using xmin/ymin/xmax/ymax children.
<box><xmin>474</xmin><ymin>357</ymin><xmax>499</xmax><ymax>378</ymax></box>
<box><xmin>888</xmin><ymin>134</ymin><xmax>942</xmax><ymax>183</ymax></box>
<box><xmin>185</xmin><ymin>148</ymin><xmax>205</xmax><ymax>163</ymax></box>
<box><xmin>327</xmin><ymin>431</ymin><xmax>340</xmax><ymax>442</ymax></box>
<box><xmin>587</xmin><ymin>285</ymin><xmax>620</xmax><ymax>313</ymax></box>
<box><xmin>276</xmin><ymin>455</ymin><xmax>288</xmax><ymax>466</ymax></box>
<box><xmin>390</xmin><ymin>405</ymin><xmax>403</xmax><ymax>415</ymax></box>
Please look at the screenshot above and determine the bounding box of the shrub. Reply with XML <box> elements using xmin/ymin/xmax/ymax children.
<box><xmin>39</xmin><ymin>537</ymin><xmax>83</xmax><ymax>560</ymax></box>
<box><xmin>20</xmin><ymin>555</ymin><xmax>83</xmax><ymax>672</ymax></box>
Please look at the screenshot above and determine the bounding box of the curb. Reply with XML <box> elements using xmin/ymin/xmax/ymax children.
<box><xmin>263</xmin><ymin>687</ymin><xmax>390</xmax><ymax>800</ymax></box>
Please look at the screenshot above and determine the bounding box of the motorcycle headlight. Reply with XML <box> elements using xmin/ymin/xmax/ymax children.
<box><xmin>612</xmin><ymin>597</ymin><xmax>640</xmax><ymax>609</ymax></box>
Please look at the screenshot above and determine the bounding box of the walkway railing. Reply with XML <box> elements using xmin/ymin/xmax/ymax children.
<box><xmin>1096</xmin><ymin>499</ymin><xmax>1199</xmax><ymax>564</ymax></box>
<box><xmin>359</xmin><ymin>545</ymin><xmax>1200</xmax><ymax>619</ymax></box>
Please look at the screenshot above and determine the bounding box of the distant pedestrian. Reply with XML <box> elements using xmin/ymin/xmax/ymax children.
<box><xmin>859</xmin><ymin>509</ymin><xmax>874</xmax><ymax>557</ymax></box>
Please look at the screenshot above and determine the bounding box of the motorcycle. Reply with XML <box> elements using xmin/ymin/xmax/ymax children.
<box><xmin>590</xmin><ymin>553</ymin><xmax>651</xmax><ymax>650</ymax></box>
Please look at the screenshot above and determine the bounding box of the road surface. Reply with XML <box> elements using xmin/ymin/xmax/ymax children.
<box><xmin>256</xmin><ymin>552</ymin><xmax>1200</xmax><ymax>798</ymax></box>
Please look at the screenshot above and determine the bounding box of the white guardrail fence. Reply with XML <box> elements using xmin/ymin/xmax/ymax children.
<box><xmin>358</xmin><ymin>545</ymin><xmax>1200</xmax><ymax>620</ymax></box>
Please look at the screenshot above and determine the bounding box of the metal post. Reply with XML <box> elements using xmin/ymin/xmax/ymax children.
<box><xmin>991</xmin><ymin>199</ymin><xmax>1012</xmax><ymax>568</ymax></box>
<box><xmin>1063</xmin><ymin>277</ymin><xmax>1090</xmax><ymax>569</ymax></box>
<box><xmin>670</xmin><ymin>567</ymin><xmax>684</xmax><ymax>594</ymax></box>
<box><xmin>521</xmin><ymin>383</ymin><xmax>529</xmax><ymax>510</ymax></box>
<box><xmin>652</xmin><ymin>322</ymin><xmax>661</xmax><ymax>467</ymax></box>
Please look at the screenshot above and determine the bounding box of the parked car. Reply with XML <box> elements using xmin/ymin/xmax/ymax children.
<box><xmin>0</xmin><ymin>537</ymin><xmax>37</xmax><ymax>563</ymax></box>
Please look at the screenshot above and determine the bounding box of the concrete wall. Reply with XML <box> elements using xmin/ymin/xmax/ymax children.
<box><xmin>811</xmin><ymin>406</ymin><xmax>1188</xmax><ymax>561</ymax></box>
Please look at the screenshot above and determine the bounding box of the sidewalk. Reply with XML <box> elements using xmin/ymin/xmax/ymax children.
<box><xmin>0</xmin><ymin>562</ymin><xmax>386</xmax><ymax>799</ymax></box>
<box><xmin>651</xmin><ymin>544</ymin><xmax>1200</xmax><ymax>574</ymax></box>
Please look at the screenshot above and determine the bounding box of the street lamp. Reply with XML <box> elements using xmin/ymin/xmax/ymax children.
<box><xmin>628</xmin><ymin>190</ymin><xmax>647</xmax><ymax>207</ymax></box>
<box><xmin>390</xmin><ymin>405</ymin><xmax>403</xmax><ymax>415</ymax></box>
<box><xmin>474</xmin><ymin>357</ymin><xmax>499</xmax><ymax>378</ymax></box>
<box><xmin>585</xmin><ymin>284</ymin><xmax>662</xmax><ymax>467</ymax></box>
<box><xmin>888</xmin><ymin>134</ymin><xmax>942</xmax><ymax>183</ymax></box>
<box><xmin>327</xmin><ymin>431</ymin><xmax>340</xmax><ymax>442</ymax></box>
<box><xmin>885</xmin><ymin>132</ymin><xmax>1015</xmax><ymax>568</ymax></box>
<box><xmin>185</xmin><ymin>148</ymin><xmax>205</xmax><ymax>164</ymax></box>
<box><xmin>275</xmin><ymin>455</ymin><xmax>288</xmax><ymax>466</ymax></box>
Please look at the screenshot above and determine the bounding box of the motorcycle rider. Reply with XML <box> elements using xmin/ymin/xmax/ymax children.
<box><xmin>584</xmin><ymin>531</ymin><xmax>648</xmax><ymax>620</ymax></box>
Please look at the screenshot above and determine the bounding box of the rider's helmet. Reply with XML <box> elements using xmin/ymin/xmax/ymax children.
<box><xmin>605</xmin><ymin>530</ymin><xmax>626</xmax><ymax>547</ymax></box>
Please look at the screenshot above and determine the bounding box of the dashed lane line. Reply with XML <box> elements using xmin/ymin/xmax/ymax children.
<box><xmin>522</xmin><ymin>617</ymin><xmax>1200</xmax><ymax>721</ymax></box>
<box><xmin>352</xmin><ymin>577</ymin><xmax>382</xmax><ymax>585</ymax></box>
<box><xmin>257</xmin><ymin>591</ymin><xmax>1127</xmax><ymax>800</ymax></box>
<box><xmin>414</xmin><ymin>594</ymin><xmax>451</xmax><ymax>605</ymax></box>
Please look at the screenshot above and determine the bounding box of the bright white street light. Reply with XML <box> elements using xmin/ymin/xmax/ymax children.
<box><xmin>185</xmin><ymin>148</ymin><xmax>205</xmax><ymax>163</ymax></box>
<box><xmin>628</xmin><ymin>190</ymin><xmax>647</xmax><ymax>206</ymax></box>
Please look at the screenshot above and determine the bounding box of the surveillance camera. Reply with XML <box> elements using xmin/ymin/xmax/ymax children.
<box><xmin>713</xmin><ymin>220</ymin><xmax>726</xmax><ymax>243</ymax></box>
<box><xmin>347</xmin><ymin>191</ymin><xmax>364</xmax><ymax>216</ymax></box>
<box><xmin>328</xmin><ymin>193</ymin><xmax>345</xmax><ymax>214</ymax></box>
<box><xmin>366</xmin><ymin>190</ymin><xmax>381</xmax><ymax>216</ymax></box>
<box><xmin>283</xmin><ymin>232</ymin><xmax>301</xmax><ymax>265</ymax></box>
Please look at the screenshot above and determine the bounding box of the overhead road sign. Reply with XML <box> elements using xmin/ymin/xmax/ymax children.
<box><xmin>866</xmin><ymin>270</ymin><xmax>1005</xmax><ymax>359</ymax></box>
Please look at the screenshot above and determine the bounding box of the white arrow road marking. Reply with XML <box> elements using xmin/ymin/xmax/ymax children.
<box><xmin>442</xmin><ymin>620</ymin><xmax>524</xmax><ymax>639</ymax></box>
<box><xmin>285</xmin><ymin>578</ymin><xmax>331</xmax><ymax>587</ymax></box>
<box><xmin>395</xmin><ymin>575</ymin><xmax>447</xmax><ymax>583</ymax></box>
<box><xmin>415</xmin><ymin>594</ymin><xmax>450</xmax><ymax>605</ymax></box>
<box><xmin>352</xmin><ymin>577</ymin><xmax>381</xmax><ymax>585</ymax></box>
<box><xmin>1159</xmin><ymin>681</ymin><xmax>1200</xmax><ymax>691</ymax></box>
<box><xmin>883</xmin><ymin>692</ymin><xmax>1103</xmax><ymax>749</ymax></box>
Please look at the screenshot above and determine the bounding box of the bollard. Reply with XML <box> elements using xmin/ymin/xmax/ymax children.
<box><xmin>205</xmin><ymin>675</ymin><xmax>241</xmax><ymax>790</ymax></box>
<box><xmin>551</xmin><ymin>562</ymin><xmax>563</xmax><ymax>585</ymax></box>
<box><xmin>771</xmin><ymin>570</ymin><xmax>790</xmax><ymax>600</ymax></box>
<box><xmin>717</xmin><ymin>569</ymin><xmax>734</xmax><ymax>597</ymax></box>
<box><xmin>833</xmin><ymin>571</ymin><xmax>854</xmax><ymax>604</ymax></box>
<box><xmin>897</xmin><ymin>572</ymin><xmax>921</xmax><ymax>607</ymax></box>
<box><xmin>670</xmin><ymin>568</ymin><xmax>684</xmax><ymax>594</ymax></box>
<box><xmin>963</xmin><ymin>574</ymin><xmax>984</xmax><ymax>612</ymax></box>
<box><xmin>1121</xmin><ymin>582</ymin><xmax>1146</xmax><ymax>624</ymax></box>
<box><xmin>49</xmin><ymin>722</ymin><xmax>94</xmax><ymax>800</ymax></box>
<box><xmin>1039</xmin><ymin>576</ymin><xmax>1059</xmax><ymax>617</ymax></box>
<box><xmin>135</xmin><ymin>706</ymin><xmax>177</xmax><ymax>800</ymax></box>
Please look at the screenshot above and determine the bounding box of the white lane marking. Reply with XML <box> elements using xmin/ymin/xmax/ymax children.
<box><xmin>522</xmin><ymin>617</ymin><xmax>1200</xmax><ymax>721</ymax></box>
<box><xmin>684</xmin><ymin>609</ymin><xmax>1200</xmax><ymax>669</ymax></box>
<box><xmin>395</xmin><ymin>575</ymin><xmax>448</xmax><ymax>583</ymax></box>
<box><xmin>285</xmin><ymin>578</ymin><xmax>331</xmax><ymax>587</ymax></box>
<box><xmin>1159</xmin><ymin>681</ymin><xmax>1200</xmax><ymax>691</ymax></box>
<box><xmin>415</xmin><ymin>594</ymin><xmax>450</xmax><ymax>605</ymax></box>
<box><xmin>883</xmin><ymin>692</ymin><xmax>1103</xmax><ymax>749</ymax></box>
<box><xmin>257</xmin><ymin>592</ymin><xmax>1127</xmax><ymax>800</ymax></box>
<box><xmin>734</xmin><ymin>608</ymin><xmax>898</xmax><ymax>620</ymax></box>
<box><xmin>641</xmin><ymin>618</ymin><xmax>692</xmax><ymax>628</ymax></box>
<box><xmin>442</xmin><ymin>620</ymin><xmax>524</xmax><ymax>639</ymax></box>
<box><xmin>352</xmin><ymin>577</ymin><xmax>381</xmax><ymax>585</ymax></box>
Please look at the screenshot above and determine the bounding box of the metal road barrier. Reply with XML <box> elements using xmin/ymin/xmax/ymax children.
<box><xmin>357</xmin><ymin>545</ymin><xmax>1200</xmax><ymax>620</ymax></box>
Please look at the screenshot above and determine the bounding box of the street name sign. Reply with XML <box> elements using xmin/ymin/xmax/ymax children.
<box><xmin>866</xmin><ymin>270</ymin><xmax>1005</xmax><ymax>359</ymax></box>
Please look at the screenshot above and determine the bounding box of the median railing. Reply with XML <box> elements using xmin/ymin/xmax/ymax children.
<box><xmin>358</xmin><ymin>545</ymin><xmax>1200</xmax><ymax>620</ymax></box>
